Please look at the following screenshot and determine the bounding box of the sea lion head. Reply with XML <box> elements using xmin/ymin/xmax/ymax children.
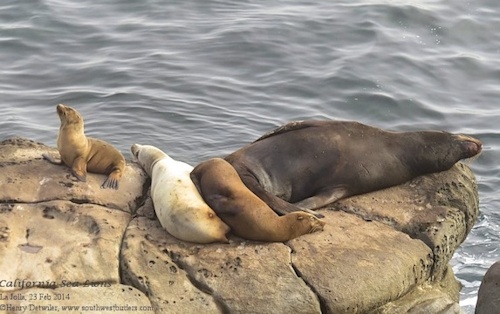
<box><xmin>294</xmin><ymin>212</ymin><xmax>326</xmax><ymax>234</ymax></box>
<box><xmin>56</xmin><ymin>104</ymin><xmax>84</xmax><ymax>127</ymax></box>
<box><xmin>415</xmin><ymin>131</ymin><xmax>482</xmax><ymax>172</ymax></box>
<box><xmin>131</xmin><ymin>144</ymin><xmax>167</xmax><ymax>177</ymax></box>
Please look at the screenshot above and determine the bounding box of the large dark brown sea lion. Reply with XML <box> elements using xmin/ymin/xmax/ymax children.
<box><xmin>225</xmin><ymin>120</ymin><xmax>482</xmax><ymax>215</ymax></box>
<box><xmin>190</xmin><ymin>158</ymin><xmax>325</xmax><ymax>242</ymax></box>
<box><xmin>43</xmin><ymin>104</ymin><xmax>126</xmax><ymax>189</ymax></box>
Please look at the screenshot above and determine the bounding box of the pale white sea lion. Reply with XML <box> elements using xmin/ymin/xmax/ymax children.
<box><xmin>131</xmin><ymin>144</ymin><xmax>230</xmax><ymax>243</ymax></box>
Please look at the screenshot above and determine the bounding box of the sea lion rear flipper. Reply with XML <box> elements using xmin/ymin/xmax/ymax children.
<box><xmin>42</xmin><ymin>153</ymin><xmax>63</xmax><ymax>165</ymax></box>
<box><xmin>253</xmin><ymin>120</ymin><xmax>325</xmax><ymax>143</ymax></box>
<box><xmin>101</xmin><ymin>171</ymin><xmax>121</xmax><ymax>190</ymax></box>
<box><xmin>293</xmin><ymin>186</ymin><xmax>348</xmax><ymax>210</ymax></box>
<box><xmin>71</xmin><ymin>157</ymin><xmax>87</xmax><ymax>182</ymax></box>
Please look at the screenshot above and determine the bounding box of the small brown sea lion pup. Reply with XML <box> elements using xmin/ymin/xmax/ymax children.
<box><xmin>190</xmin><ymin>158</ymin><xmax>325</xmax><ymax>242</ymax></box>
<box><xmin>43</xmin><ymin>104</ymin><xmax>126</xmax><ymax>189</ymax></box>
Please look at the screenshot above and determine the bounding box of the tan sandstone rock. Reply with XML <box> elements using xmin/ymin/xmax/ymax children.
<box><xmin>289</xmin><ymin>210</ymin><xmax>434</xmax><ymax>313</ymax></box>
<box><xmin>0</xmin><ymin>201</ymin><xmax>130</xmax><ymax>290</ymax></box>
<box><xmin>476</xmin><ymin>260</ymin><xmax>500</xmax><ymax>314</ymax></box>
<box><xmin>121</xmin><ymin>210</ymin><xmax>322</xmax><ymax>313</ymax></box>
<box><xmin>0</xmin><ymin>138</ymin><xmax>150</xmax><ymax>311</ymax></box>
<box><xmin>0</xmin><ymin>137</ymin><xmax>479</xmax><ymax>314</ymax></box>
<box><xmin>121</xmin><ymin>215</ymin><xmax>223</xmax><ymax>313</ymax></box>
<box><xmin>0</xmin><ymin>137</ymin><xmax>148</xmax><ymax>213</ymax></box>
<box><xmin>330</xmin><ymin>163</ymin><xmax>478</xmax><ymax>282</ymax></box>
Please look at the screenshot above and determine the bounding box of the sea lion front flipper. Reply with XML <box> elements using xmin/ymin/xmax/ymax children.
<box><xmin>42</xmin><ymin>153</ymin><xmax>63</xmax><ymax>165</ymax></box>
<box><xmin>71</xmin><ymin>157</ymin><xmax>87</xmax><ymax>182</ymax></box>
<box><xmin>190</xmin><ymin>168</ymin><xmax>232</xmax><ymax>215</ymax></box>
<box><xmin>293</xmin><ymin>186</ymin><xmax>349</xmax><ymax>210</ymax></box>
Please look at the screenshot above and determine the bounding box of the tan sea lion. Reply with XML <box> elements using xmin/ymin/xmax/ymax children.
<box><xmin>42</xmin><ymin>104</ymin><xmax>125</xmax><ymax>189</ymax></box>
<box><xmin>190</xmin><ymin>158</ymin><xmax>325</xmax><ymax>242</ymax></box>
<box><xmin>225</xmin><ymin>120</ymin><xmax>483</xmax><ymax>215</ymax></box>
<box><xmin>131</xmin><ymin>144</ymin><xmax>230</xmax><ymax>244</ymax></box>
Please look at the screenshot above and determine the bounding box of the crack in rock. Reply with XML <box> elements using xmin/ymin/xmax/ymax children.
<box><xmin>287</xmin><ymin>243</ymin><xmax>327</xmax><ymax>314</ymax></box>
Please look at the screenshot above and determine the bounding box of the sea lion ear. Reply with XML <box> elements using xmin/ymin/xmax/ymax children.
<box><xmin>297</xmin><ymin>215</ymin><xmax>304</xmax><ymax>220</ymax></box>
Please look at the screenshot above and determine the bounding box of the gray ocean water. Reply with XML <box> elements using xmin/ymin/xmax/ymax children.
<box><xmin>1</xmin><ymin>1</ymin><xmax>498</xmax><ymax>312</ymax></box>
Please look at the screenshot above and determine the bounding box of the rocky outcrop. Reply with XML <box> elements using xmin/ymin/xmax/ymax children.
<box><xmin>0</xmin><ymin>137</ymin><xmax>479</xmax><ymax>313</ymax></box>
<box><xmin>0</xmin><ymin>137</ymin><xmax>146</xmax><ymax>212</ymax></box>
<box><xmin>475</xmin><ymin>260</ymin><xmax>500</xmax><ymax>314</ymax></box>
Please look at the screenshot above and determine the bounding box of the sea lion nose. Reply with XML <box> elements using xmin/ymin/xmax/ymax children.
<box><xmin>456</xmin><ymin>135</ymin><xmax>482</xmax><ymax>158</ymax></box>
<box><xmin>56</xmin><ymin>104</ymin><xmax>63</xmax><ymax>113</ymax></box>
